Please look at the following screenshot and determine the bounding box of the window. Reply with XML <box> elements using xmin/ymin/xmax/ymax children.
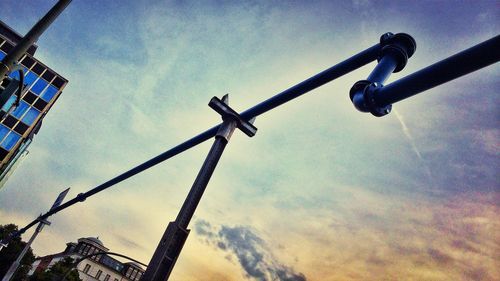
<box><xmin>21</xmin><ymin>107</ymin><xmax>40</xmax><ymax>125</ymax></box>
<box><xmin>41</xmin><ymin>84</ymin><xmax>58</xmax><ymax>102</ymax></box>
<box><xmin>0</xmin><ymin>124</ymin><xmax>9</xmax><ymax>142</ymax></box>
<box><xmin>9</xmin><ymin>70</ymin><xmax>19</xmax><ymax>79</ymax></box>
<box><xmin>8</xmin><ymin>67</ymin><xmax>27</xmax><ymax>79</ymax></box>
<box><xmin>83</xmin><ymin>264</ymin><xmax>91</xmax><ymax>273</ymax></box>
<box><xmin>11</xmin><ymin>101</ymin><xmax>29</xmax><ymax>119</ymax></box>
<box><xmin>24</xmin><ymin>72</ymin><xmax>37</xmax><ymax>87</ymax></box>
<box><xmin>20</xmin><ymin>56</ymin><xmax>35</xmax><ymax>68</ymax></box>
<box><xmin>1</xmin><ymin>131</ymin><xmax>20</xmax><ymax>151</ymax></box>
<box><xmin>31</xmin><ymin>63</ymin><xmax>44</xmax><ymax>75</ymax></box>
<box><xmin>104</xmin><ymin>274</ymin><xmax>110</xmax><ymax>281</ymax></box>
<box><xmin>1</xmin><ymin>95</ymin><xmax>16</xmax><ymax>112</ymax></box>
<box><xmin>82</xmin><ymin>244</ymin><xmax>90</xmax><ymax>255</ymax></box>
<box><xmin>31</xmin><ymin>78</ymin><xmax>48</xmax><ymax>95</ymax></box>
<box><xmin>96</xmin><ymin>269</ymin><xmax>102</xmax><ymax>279</ymax></box>
<box><xmin>125</xmin><ymin>267</ymin><xmax>133</xmax><ymax>277</ymax></box>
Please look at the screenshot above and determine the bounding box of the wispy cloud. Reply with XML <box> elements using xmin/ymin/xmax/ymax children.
<box><xmin>393</xmin><ymin>109</ymin><xmax>434</xmax><ymax>186</ymax></box>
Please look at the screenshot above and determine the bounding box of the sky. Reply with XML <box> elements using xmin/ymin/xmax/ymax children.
<box><xmin>0</xmin><ymin>0</ymin><xmax>498</xmax><ymax>280</ymax></box>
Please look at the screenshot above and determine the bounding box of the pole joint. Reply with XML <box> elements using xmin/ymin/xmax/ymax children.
<box><xmin>209</xmin><ymin>94</ymin><xmax>257</xmax><ymax>141</ymax></box>
<box><xmin>36</xmin><ymin>214</ymin><xmax>51</xmax><ymax>227</ymax></box>
<box><xmin>350</xmin><ymin>32</ymin><xmax>416</xmax><ymax>117</ymax></box>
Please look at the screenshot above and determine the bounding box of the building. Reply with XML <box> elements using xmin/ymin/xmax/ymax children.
<box><xmin>29</xmin><ymin>236</ymin><xmax>145</xmax><ymax>281</ymax></box>
<box><xmin>0</xmin><ymin>20</ymin><xmax>67</xmax><ymax>189</ymax></box>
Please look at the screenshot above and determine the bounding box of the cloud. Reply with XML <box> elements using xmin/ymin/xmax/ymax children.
<box><xmin>194</xmin><ymin>220</ymin><xmax>306</xmax><ymax>281</ymax></box>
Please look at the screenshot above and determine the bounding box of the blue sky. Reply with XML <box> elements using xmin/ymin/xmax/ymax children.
<box><xmin>0</xmin><ymin>1</ymin><xmax>498</xmax><ymax>280</ymax></box>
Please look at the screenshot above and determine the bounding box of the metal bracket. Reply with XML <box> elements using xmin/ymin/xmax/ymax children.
<box><xmin>349</xmin><ymin>32</ymin><xmax>416</xmax><ymax>117</ymax></box>
<box><xmin>37</xmin><ymin>217</ymin><xmax>51</xmax><ymax>226</ymax></box>
<box><xmin>350</xmin><ymin>81</ymin><xmax>392</xmax><ymax>117</ymax></box>
<box><xmin>209</xmin><ymin>94</ymin><xmax>257</xmax><ymax>140</ymax></box>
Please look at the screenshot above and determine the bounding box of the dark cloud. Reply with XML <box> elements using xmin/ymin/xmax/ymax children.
<box><xmin>114</xmin><ymin>233</ymin><xmax>144</xmax><ymax>250</ymax></box>
<box><xmin>194</xmin><ymin>220</ymin><xmax>306</xmax><ymax>281</ymax></box>
<box><xmin>194</xmin><ymin>219</ymin><xmax>214</xmax><ymax>238</ymax></box>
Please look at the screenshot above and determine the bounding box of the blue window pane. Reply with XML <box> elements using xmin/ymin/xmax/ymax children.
<box><xmin>1</xmin><ymin>132</ymin><xmax>21</xmax><ymax>151</ymax></box>
<box><xmin>0</xmin><ymin>124</ymin><xmax>9</xmax><ymax>141</ymax></box>
<box><xmin>21</xmin><ymin>107</ymin><xmax>40</xmax><ymax>125</ymax></box>
<box><xmin>24</xmin><ymin>72</ymin><xmax>37</xmax><ymax>87</ymax></box>
<box><xmin>31</xmin><ymin>78</ymin><xmax>48</xmax><ymax>95</ymax></box>
<box><xmin>11</xmin><ymin>101</ymin><xmax>29</xmax><ymax>119</ymax></box>
<box><xmin>9</xmin><ymin>70</ymin><xmax>19</xmax><ymax>79</ymax></box>
<box><xmin>0</xmin><ymin>51</ymin><xmax>5</xmax><ymax>60</ymax></box>
<box><xmin>9</xmin><ymin>67</ymin><xmax>28</xmax><ymax>79</ymax></box>
<box><xmin>41</xmin><ymin>85</ymin><xmax>59</xmax><ymax>102</ymax></box>
<box><xmin>1</xmin><ymin>95</ymin><xmax>16</xmax><ymax>112</ymax></box>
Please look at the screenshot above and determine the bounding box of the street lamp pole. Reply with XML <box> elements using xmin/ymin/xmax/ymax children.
<box><xmin>1</xmin><ymin>188</ymin><xmax>69</xmax><ymax>281</ymax></box>
<box><xmin>1</xmin><ymin>221</ymin><xmax>48</xmax><ymax>281</ymax></box>
<box><xmin>142</xmin><ymin>95</ymin><xmax>257</xmax><ymax>281</ymax></box>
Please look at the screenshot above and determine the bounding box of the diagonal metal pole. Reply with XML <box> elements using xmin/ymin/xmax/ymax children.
<box><xmin>0</xmin><ymin>0</ymin><xmax>72</xmax><ymax>79</ymax></box>
<box><xmin>6</xmin><ymin>41</ymin><xmax>381</xmax><ymax>243</ymax></box>
<box><xmin>1</xmin><ymin>223</ymin><xmax>44</xmax><ymax>281</ymax></box>
<box><xmin>142</xmin><ymin>95</ymin><xmax>257</xmax><ymax>281</ymax></box>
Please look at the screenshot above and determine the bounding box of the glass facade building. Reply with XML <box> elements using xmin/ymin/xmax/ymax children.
<box><xmin>0</xmin><ymin>20</ymin><xmax>67</xmax><ymax>189</ymax></box>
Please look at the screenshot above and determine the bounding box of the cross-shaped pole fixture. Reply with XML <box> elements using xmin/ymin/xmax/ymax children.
<box><xmin>142</xmin><ymin>94</ymin><xmax>257</xmax><ymax>281</ymax></box>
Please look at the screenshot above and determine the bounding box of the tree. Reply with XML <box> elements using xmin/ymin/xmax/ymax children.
<box><xmin>29</xmin><ymin>257</ymin><xmax>82</xmax><ymax>281</ymax></box>
<box><xmin>0</xmin><ymin>224</ymin><xmax>35</xmax><ymax>281</ymax></box>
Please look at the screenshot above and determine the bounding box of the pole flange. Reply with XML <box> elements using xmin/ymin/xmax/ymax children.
<box><xmin>379</xmin><ymin>32</ymin><xmax>416</xmax><ymax>72</ymax></box>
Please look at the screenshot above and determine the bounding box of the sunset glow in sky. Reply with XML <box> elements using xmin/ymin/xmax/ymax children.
<box><xmin>0</xmin><ymin>1</ymin><xmax>498</xmax><ymax>280</ymax></box>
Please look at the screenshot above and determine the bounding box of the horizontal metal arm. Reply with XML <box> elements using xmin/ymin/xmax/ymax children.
<box><xmin>7</xmin><ymin>42</ymin><xmax>381</xmax><ymax>241</ymax></box>
<box><xmin>373</xmin><ymin>35</ymin><xmax>500</xmax><ymax>107</ymax></box>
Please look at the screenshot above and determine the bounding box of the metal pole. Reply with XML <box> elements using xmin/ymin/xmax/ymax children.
<box><xmin>373</xmin><ymin>35</ymin><xmax>500</xmax><ymax>107</ymax></box>
<box><xmin>142</xmin><ymin>131</ymin><xmax>230</xmax><ymax>281</ymax></box>
<box><xmin>0</xmin><ymin>188</ymin><xmax>68</xmax><ymax>256</ymax></box>
<box><xmin>9</xmin><ymin>41</ymin><xmax>381</xmax><ymax>241</ymax></box>
<box><xmin>1</xmin><ymin>224</ymin><xmax>44</xmax><ymax>281</ymax></box>
<box><xmin>0</xmin><ymin>0</ymin><xmax>72</xmax><ymax>79</ymax></box>
<box><xmin>143</xmin><ymin>95</ymin><xmax>257</xmax><ymax>281</ymax></box>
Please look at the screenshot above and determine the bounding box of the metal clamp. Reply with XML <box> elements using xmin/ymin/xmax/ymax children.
<box><xmin>350</xmin><ymin>81</ymin><xmax>392</xmax><ymax>117</ymax></box>
<box><xmin>209</xmin><ymin>94</ymin><xmax>257</xmax><ymax>141</ymax></box>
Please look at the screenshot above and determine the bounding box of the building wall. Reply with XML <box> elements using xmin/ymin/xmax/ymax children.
<box><xmin>77</xmin><ymin>259</ymin><xmax>124</xmax><ymax>281</ymax></box>
<box><xmin>0</xmin><ymin>32</ymin><xmax>67</xmax><ymax>189</ymax></box>
<box><xmin>29</xmin><ymin>238</ymin><xmax>144</xmax><ymax>281</ymax></box>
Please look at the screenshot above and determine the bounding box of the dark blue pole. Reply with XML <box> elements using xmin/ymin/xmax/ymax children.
<box><xmin>373</xmin><ymin>35</ymin><xmax>500</xmax><ymax>107</ymax></box>
<box><xmin>6</xmin><ymin>43</ymin><xmax>381</xmax><ymax>241</ymax></box>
